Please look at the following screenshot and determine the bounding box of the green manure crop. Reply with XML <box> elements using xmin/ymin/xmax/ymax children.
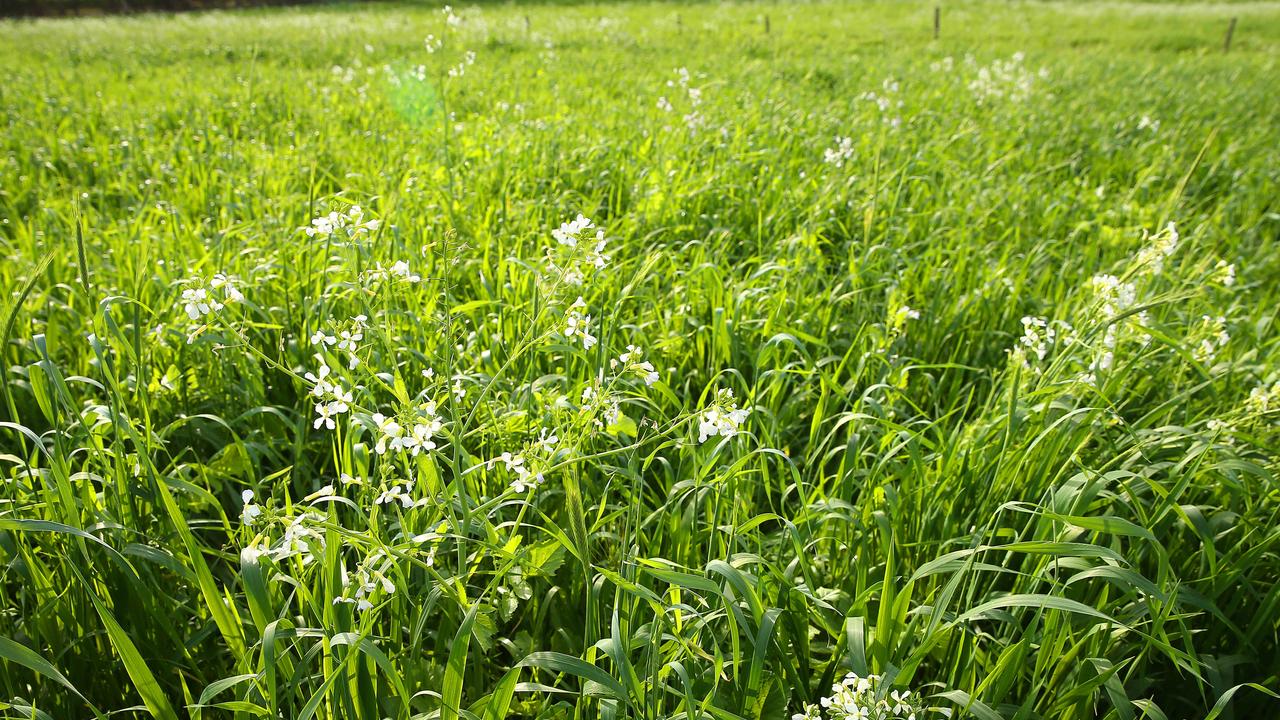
<box><xmin>1</xmin><ymin>1</ymin><xmax>1278</xmax><ymax>718</ymax></box>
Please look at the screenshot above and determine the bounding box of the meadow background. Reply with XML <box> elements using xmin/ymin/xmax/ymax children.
<box><xmin>1</xmin><ymin>1</ymin><xmax>1278</xmax><ymax>718</ymax></box>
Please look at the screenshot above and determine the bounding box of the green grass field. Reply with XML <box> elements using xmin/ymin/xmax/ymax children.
<box><xmin>2</xmin><ymin>1</ymin><xmax>1279</xmax><ymax>718</ymax></box>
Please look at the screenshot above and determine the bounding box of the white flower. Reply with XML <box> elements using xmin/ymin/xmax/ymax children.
<box><xmin>563</xmin><ymin>297</ymin><xmax>597</xmax><ymax>350</ymax></box>
<box><xmin>969</xmin><ymin>53</ymin><xmax>1042</xmax><ymax>103</ymax></box>
<box><xmin>372</xmin><ymin>412</ymin><xmax>405</xmax><ymax>454</ymax></box>
<box><xmin>1135</xmin><ymin>221</ymin><xmax>1180</xmax><ymax>275</ymax></box>
<box><xmin>500</xmin><ymin>452</ymin><xmax>544</xmax><ymax>493</ymax></box>
<box><xmin>304</xmin><ymin>358</ymin><xmax>334</xmax><ymax>398</ymax></box>
<box><xmin>1088</xmin><ymin>274</ymin><xmax>1137</xmax><ymax>317</ymax></box>
<box><xmin>314</xmin><ymin>402</ymin><xmax>339</xmax><ymax>430</ymax></box>
<box><xmin>580</xmin><ymin>386</ymin><xmax>622</xmax><ymax>429</ymax></box>
<box><xmin>1019</xmin><ymin>316</ymin><xmax>1056</xmax><ymax>361</ymax></box>
<box><xmin>635</xmin><ymin>361</ymin><xmax>659</xmax><ymax>386</ymax></box>
<box><xmin>1193</xmin><ymin>315</ymin><xmax>1230</xmax><ymax>365</ymax></box>
<box><xmin>180</xmin><ymin>282</ymin><xmax>228</xmax><ymax>321</ymax></box>
<box><xmin>337</xmin><ymin>329</ymin><xmax>362</xmax><ymax>353</ymax></box>
<box><xmin>1215</xmin><ymin>260</ymin><xmax>1236</xmax><ymax>287</ymax></box>
<box><xmin>403</xmin><ymin>404</ymin><xmax>443</xmax><ymax>456</ymax></box>
<box><xmin>334</xmin><ymin>551</ymin><xmax>399</xmax><ymax>612</ymax></box>
<box><xmin>1246</xmin><ymin>382</ymin><xmax>1278</xmax><ymax>414</ymax></box>
<box><xmin>303</xmin><ymin>205</ymin><xmax>379</xmax><ymax>242</ymax></box>
<box><xmin>389</xmin><ymin>260</ymin><xmax>422</xmax><ymax>283</ymax></box>
<box><xmin>240</xmin><ymin>489</ymin><xmax>262</xmax><ymax>526</ymax></box>
<box><xmin>552</xmin><ymin>214</ymin><xmax>594</xmax><ymax>247</ymax></box>
<box><xmin>888</xmin><ymin>304</ymin><xmax>920</xmax><ymax>337</ymax></box>
<box><xmin>536</xmin><ymin>427</ymin><xmax>558</xmax><ymax>451</ymax></box>
<box><xmin>375</xmin><ymin>483</ymin><xmax>415</xmax><ymax>508</ymax></box>
<box><xmin>697</xmin><ymin>388</ymin><xmax>750</xmax><ymax>443</ymax></box>
<box><xmin>586</xmin><ymin>233</ymin><xmax>610</xmax><ymax>270</ymax></box>
<box><xmin>210</xmin><ymin>273</ymin><xmax>243</xmax><ymax>304</ymax></box>
<box><xmin>269</xmin><ymin>512</ymin><xmax>325</xmax><ymax>564</ymax></box>
<box><xmin>613</xmin><ymin>345</ymin><xmax>659</xmax><ymax>385</ymax></box>
<box><xmin>306</xmin><ymin>484</ymin><xmax>335</xmax><ymax>501</ymax></box>
<box><xmin>823</xmin><ymin>136</ymin><xmax>855</xmax><ymax>168</ymax></box>
<box><xmin>795</xmin><ymin>672</ymin><xmax>924</xmax><ymax>720</ymax></box>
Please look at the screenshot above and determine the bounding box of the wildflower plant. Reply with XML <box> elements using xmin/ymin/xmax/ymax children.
<box><xmin>793</xmin><ymin>673</ymin><xmax>928</xmax><ymax>720</ymax></box>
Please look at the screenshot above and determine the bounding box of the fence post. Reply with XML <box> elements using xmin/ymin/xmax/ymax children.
<box><xmin>934</xmin><ymin>6</ymin><xmax>940</xmax><ymax>40</ymax></box>
<box><xmin>1223</xmin><ymin>17</ymin><xmax>1237</xmax><ymax>53</ymax></box>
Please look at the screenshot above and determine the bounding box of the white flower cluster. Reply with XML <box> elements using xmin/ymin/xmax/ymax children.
<box><xmin>824</xmin><ymin>135</ymin><xmax>855</xmax><ymax>168</ymax></box>
<box><xmin>303</xmin><ymin>205</ymin><xmax>379</xmax><ymax>242</ymax></box>
<box><xmin>500</xmin><ymin>451</ymin><xmax>540</xmax><ymax>493</ymax></box>
<box><xmin>860</xmin><ymin>78</ymin><xmax>904</xmax><ymax>128</ymax></box>
<box><xmin>181</xmin><ymin>273</ymin><xmax>242</xmax><ymax>321</ymax></box>
<box><xmin>1246</xmin><ymin>381</ymin><xmax>1279</xmax><ymax>415</ymax></box>
<box><xmin>581</xmin><ymin>385</ymin><xmax>623</xmax><ymax>429</ymax></box>
<box><xmin>1214</xmin><ymin>260</ymin><xmax>1236</xmax><ymax>287</ymax></box>
<box><xmin>792</xmin><ymin>673</ymin><xmax>925</xmax><ymax>720</ymax></box>
<box><xmin>370</xmin><ymin>402</ymin><xmax>444</xmax><ymax>456</ymax></box>
<box><xmin>334</xmin><ymin>549</ymin><xmax>397</xmax><ymax>612</ymax></box>
<box><xmin>374</xmin><ymin>476</ymin><xmax>427</xmax><ymax>508</ymax></box>
<box><xmin>304</xmin><ymin>357</ymin><xmax>354</xmax><ymax>430</ymax></box>
<box><xmin>563</xmin><ymin>296</ymin><xmax>598</xmax><ymax>350</ymax></box>
<box><xmin>968</xmin><ymin>52</ymin><xmax>1046</xmax><ymax>103</ymax></box>
<box><xmin>1020</xmin><ymin>316</ymin><xmax>1056</xmax><ymax>361</ymax></box>
<box><xmin>546</xmin><ymin>214</ymin><xmax>610</xmax><ymax>286</ymax></box>
<box><xmin>1087</xmin><ymin>274</ymin><xmax>1137</xmax><ymax>318</ymax></box>
<box><xmin>448</xmin><ymin>50</ymin><xmax>477</xmax><ymax>79</ymax></box>
<box><xmin>1003</xmin><ymin>222</ymin><xmax>1243</xmax><ymax>385</ymax></box>
<box><xmin>240</xmin><ymin>489</ymin><xmax>262</xmax><ymax>526</ymax></box>
<box><xmin>887</xmin><ymin>304</ymin><xmax>921</xmax><ymax>339</ymax></box>
<box><xmin>658</xmin><ymin>67</ymin><xmax>705</xmax><ymax>131</ymax></box>
<box><xmin>1206</xmin><ymin>418</ymin><xmax>1234</xmax><ymax>439</ymax></box>
<box><xmin>503</xmin><ymin>434</ymin><xmax>555</xmax><ymax>491</ymax></box>
<box><xmin>485</xmin><ymin>424</ymin><xmax>560</xmax><ymax>497</ymax></box>
<box><xmin>240</xmin><ymin>495</ymin><xmax>327</xmax><ymax>567</ymax></box>
<box><xmin>698</xmin><ymin>388</ymin><xmax>750</xmax><ymax>444</ymax></box>
<box><xmin>259</xmin><ymin>511</ymin><xmax>326</xmax><ymax>565</ymax></box>
<box><xmin>1010</xmin><ymin>316</ymin><xmax>1078</xmax><ymax>374</ymax></box>
<box><xmin>364</xmin><ymin>259</ymin><xmax>422</xmax><ymax>285</ymax></box>
<box><xmin>553</xmin><ymin>214</ymin><xmax>595</xmax><ymax>246</ymax></box>
<box><xmin>1193</xmin><ymin>315</ymin><xmax>1230</xmax><ymax>365</ymax></box>
<box><xmin>1134</xmin><ymin>222</ymin><xmax>1180</xmax><ymax>275</ymax></box>
<box><xmin>442</xmin><ymin>4</ymin><xmax>460</xmax><ymax>27</ymax></box>
<box><xmin>611</xmin><ymin>345</ymin><xmax>660</xmax><ymax>386</ymax></box>
<box><xmin>311</xmin><ymin>314</ymin><xmax>368</xmax><ymax>369</ymax></box>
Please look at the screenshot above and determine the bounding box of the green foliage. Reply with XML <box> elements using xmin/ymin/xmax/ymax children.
<box><xmin>1</xmin><ymin>1</ymin><xmax>1278</xmax><ymax>719</ymax></box>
